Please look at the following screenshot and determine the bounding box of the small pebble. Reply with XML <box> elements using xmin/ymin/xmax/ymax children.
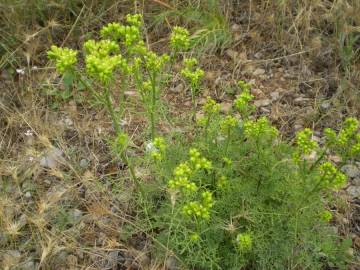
<box><xmin>254</xmin><ymin>99</ymin><xmax>271</xmax><ymax>107</ymax></box>
<box><xmin>253</xmin><ymin>68</ymin><xmax>266</xmax><ymax>76</ymax></box>
<box><xmin>80</xmin><ymin>159</ymin><xmax>89</xmax><ymax>168</ymax></box>
<box><xmin>270</xmin><ymin>91</ymin><xmax>280</xmax><ymax>101</ymax></box>
<box><xmin>341</xmin><ymin>164</ymin><xmax>360</xmax><ymax>178</ymax></box>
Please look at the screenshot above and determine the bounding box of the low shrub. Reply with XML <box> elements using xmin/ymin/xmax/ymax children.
<box><xmin>47</xmin><ymin>14</ymin><xmax>358</xmax><ymax>270</ymax></box>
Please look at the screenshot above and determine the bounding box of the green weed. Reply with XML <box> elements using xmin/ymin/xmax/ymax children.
<box><xmin>46</xmin><ymin>13</ymin><xmax>358</xmax><ymax>270</ymax></box>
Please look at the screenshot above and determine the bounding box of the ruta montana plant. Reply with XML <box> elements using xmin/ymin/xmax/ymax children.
<box><xmin>181</xmin><ymin>57</ymin><xmax>204</xmax><ymax>118</ymax></box>
<box><xmin>47</xmin><ymin>14</ymin><xmax>182</xmax><ymax>141</ymax></box>
<box><xmin>47</xmin><ymin>14</ymin><xmax>194</xmax><ymax>191</ymax></box>
<box><xmin>47</xmin><ymin>16</ymin><xmax>356</xmax><ymax>270</ymax></box>
<box><xmin>137</xmin><ymin>81</ymin><xmax>355</xmax><ymax>269</ymax></box>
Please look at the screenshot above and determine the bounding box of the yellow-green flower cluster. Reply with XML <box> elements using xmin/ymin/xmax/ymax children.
<box><xmin>84</xmin><ymin>39</ymin><xmax>128</xmax><ymax>83</ymax></box>
<box><xmin>352</xmin><ymin>134</ymin><xmax>360</xmax><ymax>156</ymax></box>
<box><xmin>235</xmin><ymin>232</ymin><xmax>252</xmax><ymax>252</ymax></box>
<box><xmin>220</xmin><ymin>115</ymin><xmax>238</xmax><ymax>132</ymax></box>
<box><xmin>202</xmin><ymin>190</ymin><xmax>214</xmax><ymax>208</ymax></box>
<box><xmin>114</xmin><ymin>132</ymin><xmax>129</xmax><ymax>154</ymax></box>
<box><xmin>144</xmin><ymin>51</ymin><xmax>170</xmax><ymax>74</ymax></box>
<box><xmin>324</xmin><ymin>117</ymin><xmax>360</xmax><ymax>157</ymax></box>
<box><xmin>47</xmin><ymin>45</ymin><xmax>78</xmax><ymax>74</ymax></box>
<box><xmin>244</xmin><ymin>117</ymin><xmax>278</xmax><ymax>139</ymax></box>
<box><xmin>317</xmin><ymin>162</ymin><xmax>347</xmax><ymax>190</ymax></box>
<box><xmin>150</xmin><ymin>137</ymin><xmax>167</xmax><ymax>161</ymax></box>
<box><xmin>168</xmin><ymin>162</ymin><xmax>198</xmax><ymax>193</ymax></box>
<box><xmin>182</xmin><ymin>191</ymin><xmax>214</xmax><ymax>220</ymax></box>
<box><xmin>338</xmin><ymin>117</ymin><xmax>359</xmax><ymax>145</ymax></box>
<box><xmin>100</xmin><ymin>14</ymin><xmax>143</xmax><ymax>47</ymax></box>
<box><xmin>189</xmin><ymin>233</ymin><xmax>200</xmax><ymax>241</ymax></box>
<box><xmin>320</xmin><ymin>210</ymin><xmax>333</xmax><ymax>222</ymax></box>
<box><xmin>296</xmin><ymin>128</ymin><xmax>318</xmax><ymax>155</ymax></box>
<box><xmin>168</xmin><ymin>149</ymin><xmax>211</xmax><ymax>193</ymax></box>
<box><xmin>168</xmin><ymin>151</ymin><xmax>214</xmax><ymax>221</ymax></box>
<box><xmin>174</xmin><ymin>162</ymin><xmax>192</xmax><ymax>177</ymax></box>
<box><xmin>141</xmin><ymin>80</ymin><xmax>152</xmax><ymax>94</ymax></box>
<box><xmin>100</xmin><ymin>22</ymin><xmax>124</xmax><ymax>40</ymax></box>
<box><xmin>181</xmin><ymin>58</ymin><xmax>204</xmax><ymax>89</ymax></box>
<box><xmin>234</xmin><ymin>81</ymin><xmax>254</xmax><ymax>115</ymax></box>
<box><xmin>189</xmin><ymin>148</ymin><xmax>212</xmax><ymax>170</ymax></box>
<box><xmin>238</xmin><ymin>80</ymin><xmax>251</xmax><ymax>91</ymax></box>
<box><xmin>324</xmin><ymin>128</ymin><xmax>337</xmax><ymax>147</ymax></box>
<box><xmin>126</xmin><ymin>14</ymin><xmax>143</xmax><ymax>27</ymax></box>
<box><xmin>170</xmin><ymin>26</ymin><xmax>190</xmax><ymax>52</ymax></box>
<box><xmin>84</xmin><ymin>39</ymin><xmax>119</xmax><ymax>57</ymax></box>
<box><xmin>222</xmin><ymin>157</ymin><xmax>232</xmax><ymax>166</ymax></box>
<box><xmin>168</xmin><ymin>176</ymin><xmax>198</xmax><ymax>193</ymax></box>
<box><xmin>217</xmin><ymin>175</ymin><xmax>228</xmax><ymax>189</ymax></box>
<box><xmin>197</xmin><ymin>98</ymin><xmax>220</xmax><ymax>126</ymax></box>
<box><xmin>203</xmin><ymin>97</ymin><xmax>220</xmax><ymax>115</ymax></box>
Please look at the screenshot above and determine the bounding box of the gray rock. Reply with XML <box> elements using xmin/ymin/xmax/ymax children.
<box><xmin>260</xmin><ymin>107</ymin><xmax>270</xmax><ymax>114</ymax></box>
<box><xmin>253</xmin><ymin>68</ymin><xmax>266</xmax><ymax>76</ymax></box>
<box><xmin>320</xmin><ymin>101</ymin><xmax>331</xmax><ymax>111</ymax></box>
<box><xmin>341</xmin><ymin>164</ymin><xmax>360</xmax><ymax>178</ymax></box>
<box><xmin>0</xmin><ymin>232</ymin><xmax>8</xmax><ymax>246</ymax></box>
<box><xmin>254</xmin><ymin>99</ymin><xmax>271</xmax><ymax>107</ymax></box>
<box><xmin>69</xmin><ymin>209</ymin><xmax>83</xmax><ymax>223</ymax></box>
<box><xmin>225</xmin><ymin>49</ymin><xmax>239</xmax><ymax>61</ymax></box>
<box><xmin>105</xmin><ymin>251</ymin><xmax>120</xmax><ymax>269</ymax></box>
<box><xmin>220</xmin><ymin>102</ymin><xmax>232</xmax><ymax>113</ymax></box>
<box><xmin>165</xmin><ymin>256</ymin><xmax>180</xmax><ymax>270</ymax></box>
<box><xmin>124</xmin><ymin>91</ymin><xmax>138</xmax><ymax>97</ymax></box>
<box><xmin>55</xmin><ymin>250</ymin><xmax>69</xmax><ymax>266</ymax></box>
<box><xmin>21</xmin><ymin>260</ymin><xmax>37</xmax><ymax>270</ymax></box>
<box><xmin>352</xmin><ymin>178</ymin><xmax>360</xmax><ymax>186</ymax></box>
<box><xmin>2</xmin><ymin>250</ymin><xmax>21</xmax><ymax>266</ymax></box>
<box><xmin>18</xmin><ymin>214</ymin><xmax>27</xmax><ymax>228</ymax></box>
<box><xmin>346</xmin><ymin>186</ymin><xmax>360</xmax><ymax>199</ymax></box>
<box><xmin>79</xmin><ymin>159</ymin><xmax>89</xmax><ymax>168</ymax></box>
<box><xmin>231</xmin><ymin>24</ymin><xmax>241</xmax><ymax>32</ymax></box>
<box><xmin>64</xmin><ymin>117</ymin><xmax>73</xmax><ymax>127</ymax></box>
<box><xmin>294</xmin><ymin>124</ymin><xmax>303</xmax><ymax>131</ymax></box>
<box><xmin>294</xmin><ymin>97</ymin><xmax>310</xmax><ymax>105</ymax></box>
<box><xmin>39</xmin><ymin>147</ymin><xmax>64</xmax><ymax>169</ymax></box>
<box><xmin>22</xmin><ymin>181</ymin><xmax>34</xmax><ymax>192</ymax></box>
<box><xmin>270</xmin><ymin>91</ymin><xmax>280</xmax><ymax>101</ymax></box>
<box><xmin>170</xmin><ymin>83</ymin><xmax>184</xmax><ymax>93</ymax></box>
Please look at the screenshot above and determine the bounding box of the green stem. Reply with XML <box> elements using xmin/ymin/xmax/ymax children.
<box><xmin>149</xmin><ymin>72</ymin><xmax>157</xmax><ymax>140</ymax></box>
<box><xmin>78</xmin><ymin>76</ymin><xmax>145</xmax><ymax>197</ymax></box>
<box><xmin>119</xmin><ymin>151</ymin><xmax>145</xmax><ymax>196</ymax></box>
<box><xmin>307</xmin><ymin>174</ymin><xmax>327</xmax><ymax>198</ymax></box>
<box><xmin>77</xmin><ymin>75</ymin><xmax>102</xmax><ymax>102</ymax></box>
<box><xmin>119</xmin><ymin>77</ymin><xmax>128</xmax><ymax>115</ymax></box>
<box><xmin>224</xmin><ymin>128</ymin><xmax>232</xmax><ymax>156</ymax></box>
<box><xmin>308</xmin><ymin>150</ymin><xmax>326</xmax><ymax>173</ymax></box>
<box><xmin>204</xmin><ymin>114</ymin><xmax>211</xmax><ymax>141</ymax></box>
<box><xmin>191</xmin><ymin>87</ymin><xmax>197</xmax><ymax>121</ymax></box>
<box><xmin>104</xmin><ymin>85</ymin><xmax>121</xmax><ymax>134</ymax></box>
<box><xmin>255</xmin><ymin>138</ymin><xmax>263</xmax><ymax>192</ymax></box>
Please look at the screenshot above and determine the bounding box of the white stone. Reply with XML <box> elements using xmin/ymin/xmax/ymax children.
<box><xmin>253</xmin><ymin>68</ymin><xmax>266</xmax><ymax>76</ymax></box>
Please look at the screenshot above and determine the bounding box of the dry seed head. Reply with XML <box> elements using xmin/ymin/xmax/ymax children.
<box><xmin>29</xmin><ymin>215</ymin><xmax>48</xmax><ymax>229</ymax></box>
<box><xmin>169</xmin><ymin>189</ymin><xmax>177</xmax><ymax>207</ymax></box>
<box><xmin>38</xmin><ymin>199</ymin><xmax>52</xmax><ymax>214</ymax></box>
<box><xmin>5</xmin><ymin>221</ymin><xmax>23</xmax><ymax>237</ymax></box>
<box><xmin>39</xmin><ymin>237</ymin><xmax>60</xmax><ymax>265</ymax></box>
<box><xmin>224</xmin><ymin>220</ymin><xmax>237</xmax><ymax>234</ymax></box>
